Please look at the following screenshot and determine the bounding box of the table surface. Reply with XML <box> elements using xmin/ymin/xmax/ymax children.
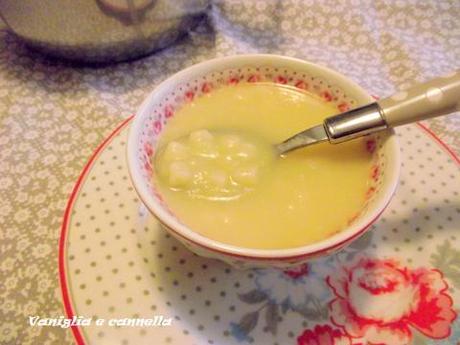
<box><xmin>1</xmin><ymin>1</ymin><xmax>459</xmax><ymax>344</ymax></box>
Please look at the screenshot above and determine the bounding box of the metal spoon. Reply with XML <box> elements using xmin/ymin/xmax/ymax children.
<box><xmin>277</xmin><ymin>71</ymin><xmax>460</xmax><ymax>154</ymax></box>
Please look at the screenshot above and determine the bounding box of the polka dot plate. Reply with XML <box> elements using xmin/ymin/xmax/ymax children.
<box><xmin>60</xmin><ymin>117</ymin><xmax>460</xmax><ymax>345</ymax></box>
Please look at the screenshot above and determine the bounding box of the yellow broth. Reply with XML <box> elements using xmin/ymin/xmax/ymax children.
<box><xmin>154</xmin><ymin>83</ymin><xmax>374</xmax><ymax>249</ymax></box>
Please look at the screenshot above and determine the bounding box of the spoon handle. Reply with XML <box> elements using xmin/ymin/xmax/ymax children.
<box><xmin>278</xmin><ymin>71</ymin><xmax>460</xmax><ymax>153</ymax></box>
<box><xmin>378</xmin><ymin>70</ymin><xmax>460</xmax><ymax>127</ymax></box>
<box><xmin>324</xmin><ymin>71</ymin><xmax>460</xmax><ymax>143</ymax></box>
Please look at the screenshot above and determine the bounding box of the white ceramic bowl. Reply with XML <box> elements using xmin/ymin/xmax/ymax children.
<box><xmin>127</xmin><ymin>54</ymin><xmax>400</xmax><ymax>268</ymax></box>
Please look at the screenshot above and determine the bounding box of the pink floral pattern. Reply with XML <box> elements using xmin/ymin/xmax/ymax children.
<box><xmin>297</xmin><ymin>324</ymin><xmax>352</xmax><ymax>345</ymax></box>
<box><xmin>143</xmin><ymin>142</ymin><xmax>154</xmax><ymax>157</ymax></box>
<box><xmin>327</xmin><ymin>258</ymin><xmax>457</xmax><ymax>345</ymax></box>
<box><xmin>164</xmin><ymin>104</ymin><xmax>174</xmax><ymax>118</ymax></box>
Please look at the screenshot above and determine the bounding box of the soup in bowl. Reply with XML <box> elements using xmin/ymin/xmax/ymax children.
<box><xmin>127</xmin><ymin>55</ymin><xmax>400</xmax><ymax>268</ymax></box>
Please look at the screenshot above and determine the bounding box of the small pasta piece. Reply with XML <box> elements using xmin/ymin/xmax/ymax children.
<box><xmin>156</xmin><ymin>129</ymin><xmax>273</xmax><ymax>198</ymax></box>
<box><xmin>195</xmin><ymin>145</ymin><xmax>219</xmax><ymax>159</ymax></box>
<box><xmin>163</xmin><ymin>141</ymin><xmax>190</xmax><ymax>161</ymax></box>
<box><xmin>189</xmin><ymin>129</ymin><xmax>219</xmax><ymax>158</ymax></box>
<box><xmin>189</xmin><ymin>129</ymin><xmax>214</xmax><ymax>145</ymax></box>
<box><xmin>168</xmin><ymin>161</ymin><xmax>193</xmax><ymax>188</ymax></box>
<box><xmin>219</xmin><ymin>134</ymin><xmax>241</xmax><ymax>150</ymax></box>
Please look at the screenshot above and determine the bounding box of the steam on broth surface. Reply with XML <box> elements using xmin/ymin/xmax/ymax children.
<box><xmin>154</xmin><ymin>83</ymin><xmax>374</xmax><ymax>249</ymax></box>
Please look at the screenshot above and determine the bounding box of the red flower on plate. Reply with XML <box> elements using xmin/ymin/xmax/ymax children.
<box><xmin>327</xmin><ymin>258</ymin><xmax>456</xmax><ymax>345</ymax></box>
<box><xmin>297</xmin><ymin>324</ymin><xmax>352</xmax><ymax>345</ymax></box>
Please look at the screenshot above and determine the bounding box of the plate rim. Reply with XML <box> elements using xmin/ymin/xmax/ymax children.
<box><xmin>59</xmin><ymin>115</ymin><xmax>133</xmax><ymax>345</ymax></box>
